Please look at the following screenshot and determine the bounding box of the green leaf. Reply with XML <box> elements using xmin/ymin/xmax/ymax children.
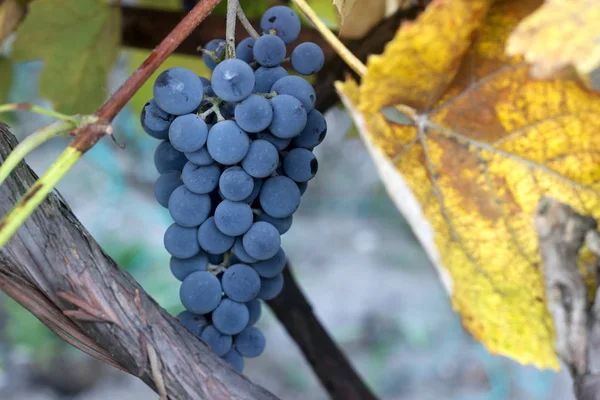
<box><xmin>12</xmin><ymin>0</ymin><xmax>121</xmax><ymax>114</ymax></box>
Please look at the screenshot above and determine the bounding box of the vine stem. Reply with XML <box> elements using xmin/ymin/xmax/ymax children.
<box><xmin>0</xmin><ymin>0</ymin><xmax>223</xmax><ymax>248</ymax></box>
<box><xmin>0</xmin><ymin>103</ymin><xmax>79</xmax><ymax>123</ymax></box>
<box><xmin>225</xmin><ymin>0</ymin><xmax>238</xmax><ymax>58</ymax></box>
<box><xmin>237</xmin><ymin>4</ymin><xmax>260</xmax><ymax>40</ymax></box>
<box><xmin>292</xmin><ymin>0</ymin><xmax>367</xmax><ymax>77</ymax></box>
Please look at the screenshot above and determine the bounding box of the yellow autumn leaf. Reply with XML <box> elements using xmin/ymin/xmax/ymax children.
<box><xmin>0</xmin><ymin>0</ymin><xmax>27</xmax><ymax>47</ymax></box>
<box><xmin>506</xmin><ymin>0</ymin><xmax>600</xmax><ymax>79</ymax></box>
<box><xmin>338</xmin><ymin>0</ymin><xmax>386</xmax><ymax>39</ymax></box>
<box><xmin>338</xmin><ymin>0</ymin><xmax>600</xmax><ymax>369</ymax></box>
<box><xmin>333</xmin><ymin>0</ymin><xmax>355</xmax><ymax>28</ymax></box>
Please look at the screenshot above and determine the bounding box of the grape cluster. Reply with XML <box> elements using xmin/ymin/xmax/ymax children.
<box><xmin>141</xmin><ymin>6</ymin><xmax>326</xmax><ymax>372</ymax></box>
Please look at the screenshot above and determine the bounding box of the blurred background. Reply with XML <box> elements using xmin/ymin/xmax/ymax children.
<box><xmin>0</xmin><ymin>0</ymin><xmax>578</xmax><ymax>399</ymax></box>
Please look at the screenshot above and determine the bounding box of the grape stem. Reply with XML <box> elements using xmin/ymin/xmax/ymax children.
<box><xmin>225</xmin><ymin>0</ymin><xmax>238</xmax><ymax>59</ymax></box>
<box><xmin>236</xmin><ymin>4</ymin><xmax>260</xmax><ymax>40</ymax></box>
<box><xmin>292</xmin><ymin>0</ymin><xmax>367</xmax><ymax>77</ymax></box>
<box><xmin>0</xmin><ymin>103</ymin><xmax>80</xmax><ymax>124</ymax></box>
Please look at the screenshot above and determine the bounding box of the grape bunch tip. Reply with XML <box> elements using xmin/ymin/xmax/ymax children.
<box><xmin>141</xmin><ymin>5</ymin><xmax>327</xmax><ymax>373</ymax></box>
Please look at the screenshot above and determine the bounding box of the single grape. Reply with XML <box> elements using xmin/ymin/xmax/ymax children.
<box><xmin>271</xmin><ymin>76</ymin><xmax>316</xmax><ymax>112</ymax></box>
<box><xmin>268</xmin><ymin>95</ymin><xmax>307</xmax><ymax>139</ymax></box>
<box><xmin>168</xmin><ymin>186</ymin><xmax>211</xmax><ymax>227</ymax></box>
<box><xmin>222</xmin><ymin>349</ymin><xmax>244</xmax><ymax>372</ymax></box>
<box><xmin>170</xmin><ymin>253</ymin><xmax>209</xmax><ymax>281</ymax></box>
<box><xmin>154</xmin><ymin>171</ymin><xmax>182</xmax><ymax>208</ymax></box>
<box><xmin>180</xmin><ymin>271</ymin><xmax>222</xmax><ymax>314</ymax></box>
<box><xmin>141</xmin><ymin>99</ymin><xmax>174</xmax><ymax>139</ymax></box>
<box><xmin>211</xmin><ymin>59</ymin><xmax>255</xmax><ymax>102</ymax></box>
<box><xmin>258</xmin><ymin>273</ymin><xmax>284</xmax><ymax>300</ymax></box>
<box><xmin>207</xmin><ymin>121</ymin><xmax>250</xmax><ymax>165</ymax></box>
<box><xmin>242</xmin><ymin>222</ymin><xmax>281</xmax><ymax>260</ymax></box>
<box><xmin>212</xmin><ymin>298</ymin><xmax>250</xmax><ymax>335</ymax></box>
<box><xmin>259</xmin><ymin>176</ymin><xmax>301</xmax><ymax>218</ymax></box>
<box><xmin>243</xmin><ymin>178</ymin><xmax>263</xmax><ymax>204</ymax></box>
<box><xmin>297</xmin><ymin>181</ymin><xmax>308</xmax><ymax>196</ymax></box>
<box><xmin>185</xmin><ymin>146</ymin><xmax>214</xmax><ymax>166</ymax></box>
<box><xmin>233</xmin><ymin>238</ymin><xmax>258</xmax><ymax>264</ymax></box>
<box><xmin>236</xmin><ymin>37</ymin><xmax>255</xmax><ymax>63</ymax></box>
<box><xmin>181</xmin><ymin>161</ymin><xmax>221</xmax><ymax>194</ymax></box>
<box><xmin>253</xmin><ymin>34</ymin><xmax>286</xmax><ymax>67</ymax></box>
<box><xmin>153</xmin><ymin>67</ymin><xmax>204</xmax><ymax>115</ymax></box>
<box><xmin>198</xmin><ymin>217</ymin><xmax>235</xmax><ymax>254</ymax></box>
<box><xmin>260</xmin><ymin>6</ymin><xmax>301</xmax><ymax>44</ymax></box>
<box><xmin>292</xmin><ymin>109</ymin><xmax>327</xmax><ymax>149</ymax></box>
<box><xmin>202</xmin><ymin>39</ymin><xmax>226</xmax><ymax>70</ymax></box>
<box><xmin>256</xmin><ymin>213</ymin><xmax>293</xmax><ymax>235</ymax></box>
<box><xmin>201</xmin><ymin>325</ymin><xmax>232</xmax><ymax>356</ymax></box>
<box><xmin>168</xmin><ymin>114</ymin><xmax>208</xmax><ymax>153</ymax></box>
<box><xmin>255</xmin><ymin>131</ymin><xmax>291</xmax><ymax>151</ymax></box>
<box><xmin>177</xmin><ymin>311</ymin><xmax>208</xmax><ymax>337</ymax></box>
<box><xmin>234</xmin><ymin>327</ymin><xmax>266</xmax><ymax>357</ymax></box>
<box><xmin>254</xmin><ymin>66</ymin><xmax>288</xmax><ymax>94</ymax></box>
<box><xmin>283</xmin><ymin>148</ymin><xmax>318</xmax><ymax>182</ymax></box>
<box><xmin>214</xmin><ymin>200</ymin><xmax>254</xmax><ymax>236</ymax></box>
<box><xmin>154</xmin><ymin>141</ymin><xmax>187</xmax><ymax>173</ymax></box>
<box><xmin>221</xmin><ymin>264</ymin><xmax>261</xmax><ymax>303</ymax></box>
<box><xmin>252</xmin><ymin>248</ymin><xmax>286</xmax><ymax>278</ymax></box>
<box><xmin>245</xmin><ymin>298</ymin><xmax>262</xmax><ymax>327</ymax></box>
<box><xmin>241</xmin><ymin>140</ymin><xmax>279</xmax><ymax>178</ymax></box>
<box><xmin>219</xmin><ymin>167</ymin><xmax>254</xmax><ymax>202</ymax></box>
<box><xmin>164</xmin><ymin>223</ymin><xmax>200</xmax><ymax>259</ymax></box>
<box><xmin>291</xmin><ymin>42</ymin><xmax>325</xmax><ymax>75</ymax></box>
<box><xmin>235</xmin><ymin>95</ymin><xmax>273</xmax><ymax>133</ymax></box>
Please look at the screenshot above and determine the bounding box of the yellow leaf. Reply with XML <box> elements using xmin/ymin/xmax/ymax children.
<box><xmin>0</xmin><ymin>0</ymin><xmax>26</xmax><ymax>46</ymax></box>
<box><xmin>333</xmin><ymin>0</ymin><xmax>355</xmax><ymax>24</ymax></box>
<box><xmin>339</xmin><ymin>0</ymin><xmax>600</xmax><ymax>369</ymax></box>
<box><xmin>338</xmin><ymin>0</ymin><xmax>386</xmax><ymax>39</ymax></box>
<box><xmin>506</xmin><ymin>0</ymin><xmax>600</xmax><ymax>79</ymax></box>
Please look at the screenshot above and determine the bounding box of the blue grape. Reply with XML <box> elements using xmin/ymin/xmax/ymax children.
<box><xmin>258</xmin><ymin>273</ymin><xmax>284</xmax><ymax>300</ymax></box>
<box><xmin>180</xmin><ymin>271</ymin><xmax>222</xmax><ymax>314</ymax></box>
<box><xmin>292</xmin><ymin>109</ymin><xmax>327</xmax><ymax>149</ymax></box>
<box><xmin>168</xmin><ymin>186</ymin><xmax>212</xmax><ymax>227</ymax></box>
<box><xmin>222</xmin><ymin>264</ymin><xmax>261</xmax><ymax>303</ymax></box>
<box><xmin>222</xmin><ymin>349</ymin><xmax>244</xmax><ymax>372</ymax></box>
<box><xmin>211</xmin><ymin>59</ymin><xmax>255</xmax><ymax>102</ymax></box>
<box><xmin>243</xmin><ymin>178</ymin><xmax>262</xmax><ymax>204</ymax></box>
<box><xmin>214</xmin><ymin>200</ymin><xmax>253</xmax><ymax>236</ymax></box>
<box><xmin>252</xmin><ymin>248</ymin><xmax>286</xmax><ymax>278</ymax></box>
<box><xmin>259</xmin><ymin>176</ymin><xmax>301</xmax><ymax>218</ymax></box>
<box><xmin>260</xmin><ymin>6</ymin><xmax>301</xmax><ymax>44</ymax></box>
<box><xmin>234</xmin><ymin>95</ymin><xmax>273</xmax><ymax>133</ymax></box>
<box><xmin>268</xmin><ymin>95</ymin><xmax>307</xmax><ymax>139</ymax></box>
<box><xmin>203</xmin><ymin>39</ymin><xmax>225</xmax><ymax>70</ymax></box>
<box><xmin>297</xmin><ymin>181</ymin><xmax>308</xmax><ymax>196</ymax></box>
<box><xmin>254</xmin><ymin>66</ymin><xmax>287</xmax><ymax>93</ymax></box>
<box><xmin>257</xmin><ymin>213</ymin><xmax>292</xmax><ymax>235</ymax></box>
<box><xmin>168</xmin><ymin>114</ymin><xmax>208</xmax><ymax>153</ymax></box>
<box><xmin>177</xmin><ymin>311</ymin><xmax>208</xmax><ymax>336</ymax></box>
<box><xmin>253</xmin><ymin>34</ymin><xmax>286</xmax><ymax>67</ymax></box>
<box><xmin>153</xmin><ymin>67</ymin><xmax>204</xmax><ymax>115</ymax></box>
<box><xmin>199</xmin><ymin>76</ymin><xmax>216</xmax><ymax>97</ymax></box>
<box><xmin>234</xmin><ymin>327</ymin><xmax>266</xmax><ymax>357</ymax></box>
<box><xmin>154</xmin><ymin>171</ymin><xmax>182</xmax><ymax>208</ymax></box>
<box><xmin>236</xmin><ymin>37</ymin><xmax>255</xmax><ymax>63</ymax></box>
<box><xmin>255</xmin><ymin>131</ymin><xmax>291</xmax><ymax>151</ymax></box>
<box><xmin>141</xmin><ymin>99</ymin><xmax>174</xmax><ymax>139</ymax></box>
<box><xmin>271</xmin><ymin>76</ymin><xmax>316</xmax><ymax>112</ymax></box>
<box><xmin>181</xmin><ymin>161</ymin><xmax>221</xmax><ymax>194</ymax></box>
<box><xmin>245</xmin><ymin>298</ymin><xmax>262</xmax><ymax>327</ymax></box>
<box><xmin>154</xmin><ymin>141</ymin><xmax>187</xmax><ymax>173</ymax></box>
<box><xmin>291</xmin><ymin>42</ymin><xmax>325</xmax><ymax>75</ymax></box>
<box><xmin>241</xmin><ymin>140</ymin><xmax>279</xmax><ymax>178</ymax></box>
<box><xmin>185</xmin><ymin>146</ymin><xmax>214</xmax><ymax>166</ymax></box>
<box><xmin>170</xmin><ymin>253</ymin><xmax>209</xmax><ymax>281</ymax></box>
<box><xmin>208</xmin><ymin>253</ymin><xmax>225</xmax><ymax>265</ymax></box>
<box><xmin>198</xmin><ymin>217</ymin><xmax>235</xmax><ymax>254</ymax></box>
<box><xmin>219</xmin><ymin>167</ymin><xmax>254</xmax><ymax>201</ymax></box>
<box><xmin>233</xmin><ymin>238</ymin><xmax>258</xmax><ymax>264</ymax></box>
<box><xmin>201</xmin><ymin>325</ymin><xmax>232</xmax><ymax>356</ymax></box>
<box><xmin>283</xmin><ymin>148</ymin><xmax>318</xmax><ymax>182</ymax></box>
<box><xmin>207</xmin><ymin>121</ymin><xmax>250</xmax><ymax>165</ymax></box>
<box><xmin>212</xmin><ymin>298</ymin><xmax>249</xmax><ymax>335</ymax></box>
<box><xmin>164</xmin><ymin>223</ymin><xmax>200</xmax><ymax>259</ymax></box>
<box><xmin>219</xmin><ymin>102</ymin><xmax>236</xmax><ymax>120</ymax></box>
<box><xmin>242</xmin><ymin>222</ymin><xmax>281</xmax><ymax>260</ymax></box>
